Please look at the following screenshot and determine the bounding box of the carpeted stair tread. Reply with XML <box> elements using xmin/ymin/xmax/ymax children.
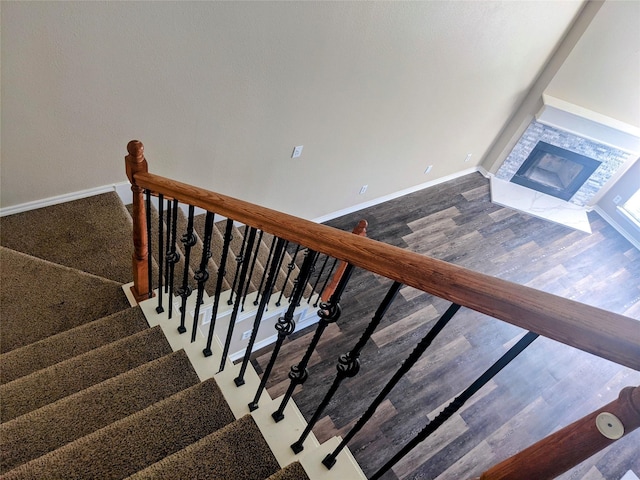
<box><xmin>266</xmin><ymin>461</ymin><xmax>310</xmax><ymax>480</ymax></box>
<box><xmin>0</xmin><ymin>192</ymin><xmax>134</xmax><ymax>283</ymax></box>
<box><xmin>0</xmin><ymin>247</ymin><xmax>132</xmax><ymax>354</ymax></box>
<box><xmin>127</xmin><ymin>414</ymin><xmax>280</xmax><ymax>480</ymax></box>
<box><xmin>0</xmin><ymin>350</ymin><xmax>199</xmax><ymax>473</ymax></box>
<box><xmin>0</xmin><ymin>326</ymin><xmax>171</xmax><ymax>422</ymax></box>
<box><xmin>2</xmin><ymin>378</ymin><xmax>235</xmax><ymax>480</ymax></box>
<box><xmin>1</xmin><ymin>307</ymin><xmax>147</xmax><ymax>384</ymax></box>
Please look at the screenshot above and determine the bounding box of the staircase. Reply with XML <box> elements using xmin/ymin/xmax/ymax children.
<box><xmin>3</xmin><ymin>145</ymin><xmax>639</xmax><ymax>479</ymax></box>
<box><xmin>0</xmin><ymin>192</ymin><xmax>362</xmax><ymax>479</ymax></box>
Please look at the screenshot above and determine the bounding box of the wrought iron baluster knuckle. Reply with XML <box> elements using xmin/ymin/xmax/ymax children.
<box><xmin>181</xmin><ymin>232</ymin><xmax>197</xmax><ymax>248</ymax></box>
<box><xmin>194</xmin><ymin>269</ymin><xmax>209</xmax><ymax>283</ymax></box>
<box><xmin>336</xmin><ymin>353</ymin><xmax>361</xmax><ymax>377</ymax></box>
<box><xmin>177</xmin><ymin>285</ymin><xmax>192</xmax><ymax>297</ymax></box>
<box><xmin>318</xmin><ymin>302</ymin><xmax>341</xmax><ymax>322</ymax></box>
<box><xmin>288</xmin><ymin>364</ymin><xmax>309</xmax><ymax>384</ymax></box>
<box><xmin>166</xmin><ymin>251</ymin><xmax>181</xmax><ymax>263</ymax></box>
<box><xmin>275</xmin><ymin>316</ymin><xmax>296</xmax><ymax>336</ymax></box>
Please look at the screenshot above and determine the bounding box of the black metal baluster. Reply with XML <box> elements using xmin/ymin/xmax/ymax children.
<box><xmin>272</xmin><ymin>263</ymin><xmax>356</xmax><ymax>424</ymax></box>
<box><xmin>246</xmin><ymin>247</ymin><xmax>317</xmax><ymax>409</ymax></box>
<box><xmin>228</xmin><ymin>225</ymin><xmax>249</xmax><ymax>306</ymax></box>
<box><xmin>369</xmin><ymin>331</ymin><xmax>539</xmax><ymax>480</ymax></box>
<box><xmin>219</xmin><ymin>227</ymin><xmax>257</xmax><ymax>372</ymax></box>
<box><xmin>315</xmin><ymin>258</ymin><xmax>338</xmax><ymax>307</ymax></box>
<box><xmin>241</xmin><ymin>230</ymin><xmax>264</xmax><ymax>312</ymax></box>
<box><xmin>236</xmin><ymin>239</ymin><xmax>294</xmax><ymax>389</ymax></box>
<box><xmin>322</xmin><ymin>302</ymin><xmax>462</xmax><ymax>469</ymax></box>
<box><xmin>254</xmin><ymin>236</ymin><xmax>277</xmax><ymax>307</ymax></box>
<box><xmin>156</xmin><ymin>194</ymin><xmax>165</xmax><ymax>313</ymax></box>
<box><xmin>145</xmin><ymin>190</ymin><xmax>153</xmax><ymax>299</ymax></box>
<box><xmin>166</xmin><ymin>199</ymin><xmax>181</xmax><ymax>319</ymax></box>
<box><xmin>177</xmin><ymin>205</ymin><xmax>196</xmax><ymax>334</ymax></box>
<box><xmin>190</xmin><ymin>211</ymin><xmax>215</xmax><ymax>342</ymax></box>
<box><xmin>291</xmin><ymin>280</ymin><xmax>402</xmax><ymax>454</ymax></box>
<box><xmin>164</xmin><ymin>199</ymin><xmax>172</xmax><ymax>294</ymax></box>
<box><xmin>308</xmin><ymin>254</ymin><xmax>329</xmax><ymax>305</ymax></box>
<box><xmin>289</xmin><ymin>250</ymin><xmax>318</xmax><ymax>306</ymax></box>
<box><xmin>204</xmin><ymin>219</ymin><xmax>234</xmax><ymax>357</ymax></box>
<box><xmin>276</xmin><ymin>245</ymin><xmax>301</xmax><ymax>307</ymax></box>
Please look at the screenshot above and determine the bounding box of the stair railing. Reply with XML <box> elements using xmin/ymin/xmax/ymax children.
<box><xmin>478</xmin><ymin>385</ymin><xmax>640</xmax><ymax>479</ymax></box>
<box><xmin>125</xmin><ymin>140</ymin><xmax>639</xmax><ymax>479</ymax></box>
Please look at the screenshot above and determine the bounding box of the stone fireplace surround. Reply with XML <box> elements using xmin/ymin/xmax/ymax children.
<box><xmin>496</xmin><ymin>119</ymin><xmax>630</xmax><ymax>207</ymax></box>
<box><xmin>490</xmin><ymin>97</ymin><xmax>638</xmax><ymax>233</ymax></box>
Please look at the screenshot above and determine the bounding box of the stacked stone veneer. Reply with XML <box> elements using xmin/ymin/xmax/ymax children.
<box><xmin>496</xmin><ymin>120</ymin><xmax>632</xmax><ymax>206</ymax></box>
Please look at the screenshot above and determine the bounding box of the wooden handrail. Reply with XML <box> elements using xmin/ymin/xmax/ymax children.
<box><xmin>478</xmin><ymin>385</ymin><xmax>640</xmax><ymax>479</ymax></box>
<box><xmin>131</xmin><ymin>168</ymin><xmax>640</xmax><ymax>371</ymax></box>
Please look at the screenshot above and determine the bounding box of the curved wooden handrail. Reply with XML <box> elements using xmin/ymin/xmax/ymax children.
<box><xmin>478</xmin><ymin>385</ymin><xmax>640</xmax><ymax>480</ymax></box>
<box><xmin>131</xmin><ymin>169</ymin><xmax>640</xmax><ymax>371</ymax></box>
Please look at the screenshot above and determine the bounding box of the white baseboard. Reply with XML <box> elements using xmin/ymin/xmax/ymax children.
<box><xmin>3</xmin><ymin>169</ymin><xmax>482</xmax><ymax>224</ymax></box>
<box><xmin>1</xmin><ymin>181</ymin><xmax>132</xmax><ymax>217</ymax></box>
<box><xmin>311</xmin><ymin>167</ymin><xmax>480</xmax><ymax>224</ymax></box>
<box><xmin>476</xmin><ymin>165</ymin><xmax>492</xmax><ymax>179</ymax></box>
<box><xmin>593</xmin><ymin>206</ymin><xmax>640</xmax><ymax>250</ymax></box>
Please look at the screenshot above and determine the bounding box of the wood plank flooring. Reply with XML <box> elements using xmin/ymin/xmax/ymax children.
<box><xmin>251</xmin><ymin>172</ymin><xmax>640</xmax><ymax>480</ymax></box>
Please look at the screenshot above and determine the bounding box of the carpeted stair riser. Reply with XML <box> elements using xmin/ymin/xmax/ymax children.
<box><xmin>266</xmin><ymin>462</ymin><xmax>310</xmax><ymax>480</ymax></box>
<box><xmin>174</xmin><ymin>208</ymin><xmax>231</xmax><ymax>292</ymax></box>
<box><xmin>2</xmin><ymin>378</ymin><xmax>235</xmax><ymax>480</ymax></box>
<box><xmin>0</xmin><ymin>192</ymin><xmax>134</xmax><ymax>284</ymax></box>
<box><xmin>0</xmin><ymin>326</ymin><xmax>171</xmax><ymax>422</ymax></box>
<box><xmin>196</xmin><ymin>215</ymin><xmax>251</xmax><ymax>293</ymax></box>
<box><xmin>0</xmin><ymin>307</ymin><xmax>147</xmax><ymax>385</ymax></box>
<box><xmin>0</xmin><ymin>350</ymin><xmax>200</xmax><ymax>473</ymax></box>
<box><xmin>1</xmin><ymin>193</ymin><xmax>322</xmax><ymax>480</ymax></box>
<box><xmin>0</xmin><ymin>247</ymin><xmax>132</xmax><ymax>354</ymax></box>
<box><xmin>132</xmin><ymin>202</ymin><xmax>305</xmax><ymax>304</ymax></box>
<box><xmin>196</xmin><ymin>216</ymin><xmax>299</xmax><ymax>299</ymax></box>
<box><xmin>127</xmin><ymin>414</ymin><xmax>280</xmax><ymax>480</ymax></box>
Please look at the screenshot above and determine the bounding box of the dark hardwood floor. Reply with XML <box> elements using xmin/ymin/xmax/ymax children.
<box><xmin>251</xmin><ymin>172</ymin><xmax>640</xmax><ymax>480</ymax></box>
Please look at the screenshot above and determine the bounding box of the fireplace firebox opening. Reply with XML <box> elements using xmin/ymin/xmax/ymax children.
<box><xmin>510</xmin><ymin>141</ymin><xmax>601</xmax><ymax>201</ymax></box>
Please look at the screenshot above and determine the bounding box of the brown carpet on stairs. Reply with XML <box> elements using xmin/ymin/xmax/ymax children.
<box><xmin>0</xmin><ymin>247</ymin><xmax>132</xmax><ymax>354</ymax></box>
<box><xmin>127</xmin><ymin>414</ymin><xmax>281</xmax><ymax>480</ymax></box>
<box><xmin>266</xmin><ymin>461</ymin><xmax>310</xmax><ymax>480</ymax></box>
<box><xmin>0</xmin><ymin>350</ymin><xmax>200</xmax><ymax>473</ymax></box>
<box><xmin>0</xmin><ymin>326</ymin><xmax>171</xmax><ymax>422</ymax></box>
<box><xmin>1</xmin><ymin>192</ymin><xmax>316</xmax><ymax>480</ymax></box>
<box><xmin>2</xmin><ymin>378</ymin><xmax>235</xmax><ymax>480</ymax></box>
<box><xmin>1</xmin><ymin>307</ymin><xmax>148</xmax><ymax>384</ymax></box>
<box><xmin>0</xmin><ymin>192</ymin><xmax>134</xmax><ymax>284</ymax></box>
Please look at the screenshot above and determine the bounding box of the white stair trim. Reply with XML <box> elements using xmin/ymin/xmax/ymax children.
<box><xmin>128</xmin><ymin>283</ymin><xmax>367</xmax><ymax>480</ymax></box>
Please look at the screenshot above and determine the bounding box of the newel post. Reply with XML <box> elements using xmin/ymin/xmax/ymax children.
<box><xmin>478</xmin><ymin>385</ymin><xmax>640</xmax><ymax>480</ymax></box>
<box><xmin>321</xmin><ymin>219</ymin><xmax>368</xmax><ymax>302</ymax></box>
<box><xmin>125</xmin><ymin>140</ymin><xmax>151</xmax><ymax>302</ymax></box>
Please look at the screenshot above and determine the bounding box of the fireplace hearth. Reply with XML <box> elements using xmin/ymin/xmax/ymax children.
<box><xmin>510</xmin><ymin>141</ymin><xmax>601</xmax><ymax>201</ymax></box>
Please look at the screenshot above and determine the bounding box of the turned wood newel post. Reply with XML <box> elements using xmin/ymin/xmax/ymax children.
<box><xmin>321</xmin><ymin>219</ymin><xmax>368</xmax><ymax>303</ymax></box>
<box><xmin>479</xmin><ymin>385</ymin><xmax>640</xmax><ymax>480</ymax></box>
<box><xmin>125</xmin><ymin>140</ymin><xmax>150</xmax><ymax>302</ymax></box>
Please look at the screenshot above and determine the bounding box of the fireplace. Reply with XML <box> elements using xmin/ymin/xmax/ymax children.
<box><xmin>510</xmin><ymin>141</ymin><xmax>601</xmax><ymax>201</ymax></box>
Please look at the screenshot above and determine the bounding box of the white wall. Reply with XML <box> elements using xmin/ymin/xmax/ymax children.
<box><xmin>546</xmin><ymin>0</ymin><xmax>640</xmax><ymax>128</ymax></box>
<box><xmin>482</xmin><ymin>0</ymin><xmax>640</xmax><ymax>174</ymax></box>
<box><xmin>1</xmin><ymin>1</ymin><xmax>584</xmax><ymax>219</ymax></box>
